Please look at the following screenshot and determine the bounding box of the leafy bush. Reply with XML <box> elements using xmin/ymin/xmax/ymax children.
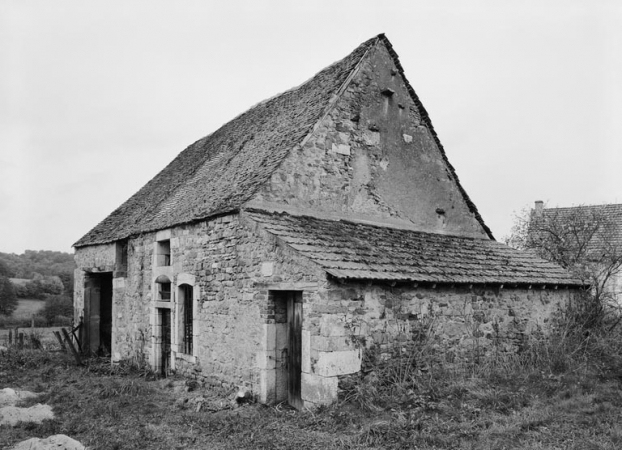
<box><xmin>41</xmin><ymin>294</ymin><xmax>73</xmax><ymax>324</ymax></box>
<box><xmin>52</xmin><ymin>315</ymin><xmax>72</xmax><ymax>326</ymax></box>
<box><xmin>0</xmin><ymin>275</ymin><xmax>18</xmax><ymax>316</ymax></box>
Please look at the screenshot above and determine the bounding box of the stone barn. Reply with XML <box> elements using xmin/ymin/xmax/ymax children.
<box><xmin>73</xmin><ymin>34</ymin><xmax>584</xmax><ymax>408</ymax></box>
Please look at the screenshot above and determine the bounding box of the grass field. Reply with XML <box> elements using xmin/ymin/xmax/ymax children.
<box><xmin>1</xmin><ymin>343</ymin><xmax>622</xmax><ymax>449</ymax></box>
<box><xmin>11</xmin><ymin>298</ymin><xmax>46</xmax><ymax>321</ymax></box>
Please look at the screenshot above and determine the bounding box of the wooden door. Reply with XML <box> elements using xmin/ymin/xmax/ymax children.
<box><xmin>161</xmin><ymin>309</ymin><xmax>171</xmax><ymax>376</ymax></box>
<box><xmin>287</xmin><ymin>292</ymin><xmax>303</xmax><ymax>409</ymax></box>
<box><xmin>84</xmin><ymin>282</ymin><xmax>101</xmax><ymax>354</ymax></box>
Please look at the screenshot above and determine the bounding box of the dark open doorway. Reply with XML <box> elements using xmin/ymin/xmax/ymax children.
<box><xmin>83</xmin><ymin>272</ymin><xmax>113</xmax><ymax>355</ymax></box>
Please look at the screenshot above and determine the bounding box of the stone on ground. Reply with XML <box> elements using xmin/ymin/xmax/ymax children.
<box><xmin>0</xmin><ymin>403</ymin><xmax>55</xmax><ymax>426</ymax></box>
<box><xmin>0</xmin><ymin>388</ymin><xmax>40</xmax><ymax>407</ymax></box>
<box><xmin>9</xmin><ymin>434</ymin><xmax>85</xmax><ymax>450</ymax></box>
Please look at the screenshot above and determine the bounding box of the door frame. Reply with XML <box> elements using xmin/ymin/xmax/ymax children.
<box><xmin>82</xmin><ymin>272</ymin><xmax>113</xmax><ymax>355</ymax></box>
<box><xmin>267</xmin><ymin>289</ymin><xmax>303</xmax><ymax>409</ymax></box>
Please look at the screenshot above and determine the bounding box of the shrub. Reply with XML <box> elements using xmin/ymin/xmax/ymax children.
<box><xmin>52</xmin><ymin>315</ymin><xmax>72</xmax><ymax>326</ymax></box>
<box><xmin>41</xmin><ymin>294</ymin><xmax>73</xmax><ymax>324</ymax></box>
<box><xmin>0</xmin><ymin>275</ymin><xmax>18</xmax><ymax>316</ymax></box>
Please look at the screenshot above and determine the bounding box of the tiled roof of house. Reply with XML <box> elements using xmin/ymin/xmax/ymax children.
<box><xmin>75</xmin><ymin>34</ymin><xmax>493</xmax><ymax>247</ymax></box>
<box><xmin>538</xmin><ymin>203</ymin><xmax>622</xmax><ymax>253</ymax></box>
<box><xmin>245</xmin><ymin>209</ymin><xmax>584</xmax><ymax>286</ymax></box>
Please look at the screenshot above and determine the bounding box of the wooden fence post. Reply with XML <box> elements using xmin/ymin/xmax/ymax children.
<box><xmin>53</xmin><ymin>331</ymin><xmax>67</xmax><ymax>351</ymax></box>
<box><xmin>8</xmin><ymin>329</ymin><xmax>12</xmax><ymax>345</ymax></box>
<box><xmin>61</xmin><ymin>328</ymin><xmax>82</xmax><ymax>366</ymax></box>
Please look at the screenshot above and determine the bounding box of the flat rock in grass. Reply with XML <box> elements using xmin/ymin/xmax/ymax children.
<box><xmin>0</xmin><ymin>404</ymin><xmax>55</xmax><ymax>426</ymax></box>
<box><xmin>9</xmin><ymin>434</ymin><xmax>85</xmax><ymax>450</ymax></box>
<box><xmin>0</xmin><ymin>388</ymin><xmax>40</xmax><ymax>407</ymax></box>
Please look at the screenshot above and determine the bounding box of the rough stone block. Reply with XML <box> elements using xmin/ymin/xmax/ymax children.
<box><xmin>301</xmin><ymin>373</ymin><xmax>338</xmax><ymax>405</ymax></box>
<box><xmin>258</xmin><ymin>369</ymin><xmax>276</xmax><ymax>404</ymax></box>
<box><xmin>302</xmin><ymin>330</ymin><xmax>311</xmax><ymax>373</ymax></box>
<box><xmin>320</xmin><ymin>316</ymin><xmax>347</xmax><ymax>337</ymax></box>
<box><xmin>261</xmin><ymin>262</ymin><xmax>274</xmax><ymax>277</ymax></box>
<box><xmin>315</xmin><ymin>350</ymin><xmax>361</xmax><ymax>377</ymax></box>
<box><xmin>331</xmin><ymin>143</ymin><xmax>351</xmax><ymax>155</ymax></box>
<box><xmin>312</xmin><ymin>335</ymin><xmax>355</xmax><ymax>352</ymax></box>
<box><xmin>362</xmin><ymin>130</ymin><xmax>380</xmax><ymax>145</ymax></box>
<box><xmin>263</xmin><ymin>324</ymin><xmax>276</xmax><ymax>351</ymax></box>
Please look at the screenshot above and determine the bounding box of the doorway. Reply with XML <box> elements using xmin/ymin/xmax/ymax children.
<box><xmin>83</xmin><ymin>272</ymin><xmax>113</xmax><ymax>355</ymax></box>
<box><xmin>158</xmin><ymin>308</ymin><xmax>172</xmax><ymax>376</ymax></box>
<box><xmin>271</xmin><ymin>291</ymin><xmax>303</xmax><ymax>409</ymax></box>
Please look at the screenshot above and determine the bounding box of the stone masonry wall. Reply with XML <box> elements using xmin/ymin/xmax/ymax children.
<box><xmin>74</xmin><ymin>225</ymin><xmax>582</xmax><ymax>407</ymax></box>
<box><xmin>249</xmin><ymin>42</ymin><xmax>488</xmax><ymax>239</ymax></box>
<box><xmin>75</xmin><ymin>213</ymin><xmax>330</xmax><ymax>405</ymax></box>
<box><xmin>299</xmin><ymin>281</ymin><xmax>580</xmax><ymax>403</ymax></box>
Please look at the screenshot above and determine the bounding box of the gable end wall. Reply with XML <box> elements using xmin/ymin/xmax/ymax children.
<box><xmin>248</xmin><ymin>42</ymin><xmax>488</xmax><ymax>239</ymax></box>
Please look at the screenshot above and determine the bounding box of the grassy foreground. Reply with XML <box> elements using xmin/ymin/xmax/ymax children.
<box><xmin>0</xmin><ymin>347</ymin><xmax>621</xmax><ymax>449</ymax></box>
<box><xmin>2</xmin><ymin>300</ymin><xmax>622</xmax><ymax>450</ymax></box>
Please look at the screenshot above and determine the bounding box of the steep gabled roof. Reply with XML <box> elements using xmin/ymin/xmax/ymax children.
<box><xmin>74</xmin><ymin>37</ymin><xmax>376</xmax><ymax>247</ymax></box>
<box><xmin>245</xmin><ymin>209</ymin><xmax>583</xmax><ymax>286</ymax></box>
<box><xmin>75</xmin><ymin>34</ymin><xmax>493</xmax><ymax>247</ymax></box>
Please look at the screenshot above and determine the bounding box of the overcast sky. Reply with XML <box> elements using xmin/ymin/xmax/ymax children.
<box><xmin>1</xmin><ymin>0</ymin><xmax>620</xmax><ymax>254</ymax></box>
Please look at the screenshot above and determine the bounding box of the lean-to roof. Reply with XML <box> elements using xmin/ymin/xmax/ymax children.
<box><xmin>245</xmin><ymin>209</ymin><xmax>584</xmax><ymax>286</ymax></box>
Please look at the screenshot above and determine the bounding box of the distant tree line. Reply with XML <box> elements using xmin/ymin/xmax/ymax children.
<box><xmin>0</xmin><ymin>250</ymin><xmax>76</xmax><ymax>279</ymax></box>
<box><xmin>0</xmin><ymin>250</ymin><xmax>76</xmax><ymax>324</ymax></box>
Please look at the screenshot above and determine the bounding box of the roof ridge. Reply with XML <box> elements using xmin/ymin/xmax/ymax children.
<box><xmin>544</xmin><ymin>203</ymin><xmax>622</xmax><ymax>210</ymax></box>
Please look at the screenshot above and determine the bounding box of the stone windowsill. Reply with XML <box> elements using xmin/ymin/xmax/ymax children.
<box><xmin>155</xmin><ymin>301</ymin><xmax>173</xmax><ymax>309</ymax></box>
<box><xmin>176</xmin><ymin>353</ymin><xmax>197</xmax><ymax>364</ymax></box>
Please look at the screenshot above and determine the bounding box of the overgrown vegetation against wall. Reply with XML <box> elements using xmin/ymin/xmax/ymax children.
<box><xmin>338</xmin><ymin>286</ymin><xmax>621</xmax><ymax>419</ymax></box>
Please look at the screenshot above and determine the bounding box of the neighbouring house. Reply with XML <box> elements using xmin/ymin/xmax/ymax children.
<box><xmin>73</xmin><ymin>34</ymin><xmax>584</xmax><ymax>408</ymax></box>
<box><xmin>529</xmin><ymin>201</ymin><xmax>622</xmax><ymax>304</ymax></box>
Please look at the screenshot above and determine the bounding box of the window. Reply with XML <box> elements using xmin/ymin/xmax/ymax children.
<box><xmin>157</xmin><ymin>240</ymin><xmax>171</xmax><ymax>266</ymax></box>
<box><xmin>155</xmin><ymin>275</ymin><xmax>171</xmax><ymax>301</ymax></box>
<box><xmin>180</xmin><ymin>284</ymin><xmax>193</xmax><ymax>355</ymax></box>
